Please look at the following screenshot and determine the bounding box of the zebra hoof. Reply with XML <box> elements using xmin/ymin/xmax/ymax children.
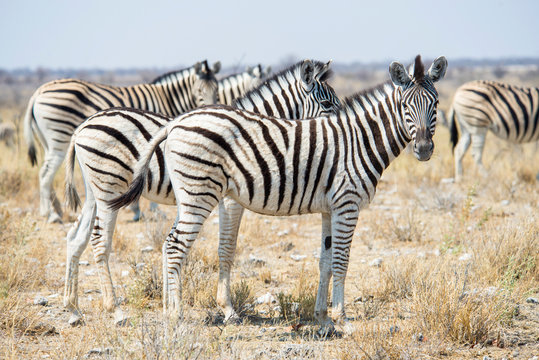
<box><xmin>68</xmin><ymin>312</ymin><xmax>84</xmax><ymax>326</ymax></box>
<box><xmin>317</xmin><ymin>324</ymin><xmax>341</xmax><ymax>339</ymax></box>
<box><xmin>114</xmin><ymin>309</ymin><xmax>129</xmax><ymax>327</ymax></box>
<box><xmin>47</xmin><ymin>212</ymin><xmax>63</xmax><ymax>224</ymax></box>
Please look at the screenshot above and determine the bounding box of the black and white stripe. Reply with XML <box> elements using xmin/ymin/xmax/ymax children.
<box><xmin>23</xmin><ymin>60</ymin><xmax>221</xmax><ymax>222</ymax></box>
<box><xmin>63</xmin><ymin>60</ymin><xmax>340</xmax><ymax>325</ymax></box>
<box><xmin>448</xmin><ymin>80</ymin><xmax>539</xmax><ymax>181</ymax></box>
<box><xmin>217</xmin><ymin>64</ymin><xmax>271</xmax><ymax>105</ymax></box>
<box><xmin>110</xmin><ymin>55</ymin><xmax>447</xmax><ymax>331</ymax></box>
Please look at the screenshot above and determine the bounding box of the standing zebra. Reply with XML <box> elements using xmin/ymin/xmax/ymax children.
<box><xmin>217</xmin><ymin>64</ymin><xmax>272</xmax><ymax>105</ymax></box>
<box><xmin>23</xmin><ymin>60</ymin><xmax>221</xmax><ymax>223</ymax></box>
<box><xmin>64</xmin><ymin>60</ymin><xmax>340</xmax><ymax>325</ymax></box>
<box><xmin>128</xmin><ymin>64</ymin><xmax>273</xmax><ymax>222</ymax></box>
<box><xmin>110</xmin><ymin>55</ymin><xmax>447</xmax><ymax>333</ymax></box>
<box><xmin>449</xmin><ymin>80</ymin><xmax>539</xmax><ymax>182</ymax></box>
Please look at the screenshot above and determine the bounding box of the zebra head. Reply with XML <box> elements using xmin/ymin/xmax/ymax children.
<box><xmin>300</xmin><ymin>59</ymin><xmax>341</xmax><ymax>117</ymax></box>
<box><xmin>192</xmin><ymin>60</ymin><xmax>221</xmax><ymax>107</ymax></box>
<box><xmin>389</xmin><ymin>55</ymin><xmax>448</xmax><ymax>161</ymax></box>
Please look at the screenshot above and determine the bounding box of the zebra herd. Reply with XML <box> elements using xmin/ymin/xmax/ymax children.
<box><xmin>19</xmin><ymin>53</ymin><xmax>538</xmax><ymax>333</ymax></box>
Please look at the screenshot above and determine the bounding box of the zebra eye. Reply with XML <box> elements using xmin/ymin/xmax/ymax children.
<box><xmin>321</xmin><ymin>100</ymin><xmax>333</xmax><ymax>109</ymax></box>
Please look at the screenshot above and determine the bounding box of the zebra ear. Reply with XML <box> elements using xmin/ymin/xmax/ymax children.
<box><xmin>212</xmin><ymin>61</ymin><xmax>221</xmax><ymax>74</ymax></box>
<box><xmin>316</xmin><ymin>60</ymin><xmax>333</xmax><ymax>82</ymax></box>
<box><xmin>389</xmin><ymin>61</ymin><xmax>411</xmax><ymax>87</ymax></box>
<box><xmin>427</xmin><ymin>56</ymin><xmax>448</xmax><ymax>82</ymax></box>
<box><xmin>264</xmin><ymin>65</ymin><xmax>272</xmax><ymax>77</ymax></box>
<box><xmin>194</xmin><ymin>61</ymin><xmax>202</xmax><ymax>74</ymax></box>
<box><xmin>300</xmin><ymin>59</ymin><xmax>315</xmax><ymax>89</ymax></box>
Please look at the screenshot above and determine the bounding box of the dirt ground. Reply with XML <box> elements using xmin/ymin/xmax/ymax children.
<box><xmin>0</xmin><ymin>70</ymin><xmax>538</xmax><ymax>359</ymax></box>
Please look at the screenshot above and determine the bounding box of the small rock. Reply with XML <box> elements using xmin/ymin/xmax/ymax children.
<box><xmin>369</xmin><ymin>258</ymin><xmax>383</xmax><ymax>267</ymax></box>
<box><xmin>121</xmin><ymin>270</ymin><xmax>130</xmax><ymax>277</ymax></box>
<box><xmin>48</xmin><ymin>294</ymin><xmax>59</xmax><ymax>299</ymax></box>
<box><xmin>84</xmin><ymin>269</ymin><xmax>97</xmax><ymax>276</ymax></box>
<box><xmin>79</xmin><ymin>260</ymin><xmax>90</xmax><ymax>266</ymax></box>
<box><xmin>136</xmin><ymin>232</ymin><xmax>144</xmax><ymax>240</ymax></box>
<box><xmin>415</xmin><ymin>333</ymin><xmax>424</xmax><ymax>342</ymax></box>
<box><xmin>500</xmin><ymin>199</ymin><xmax>510</xmax><ymax>206</ymax></box>
<box><xmin>483</xmin><ymin>356</ymin><xmax>493</xmax><ymax>360</ymax></box>
<box><xmin>440</xmin><ymin>177</ymin><xmax>455</xmax><ymax>184</ymax></box>
<box><xmin>248</xmin><ymin>254</ymin><xmax>266</xmax><ymax>266</ymax></box>
<box><xmin>84</xmin><ymin>289</ymin><xmax>101</xmax><ymax>294</ymax></box>
<box><xmin>256</xmin><ymin>292</ymin><xmax>276</xmax><ymax>304</ymax></box>
<box><xmin>141</xmin><ymin>246</ymin><xmax>154</xmax><ymax>253</ymax></box>
<box><xmin>290</xmin><ymin>254</ymin><xmax>306</xmax><ymax>261</ymax></box>
<box><xmin>135</xmin><ymin>263</ymin><xmax>146</xmax><ymax>272</ymax></box>
<box><xmin>526</xmin><ymin>297</ymin><xmax>538</xmax><ymax>304</ymax></box>
<box><xmin>33</xmin><ymin>296</ymin><xmax>48</xmax><ymax>306</ymax></box>
<box><xmin>458</xmin><ymin>253</ymin><xmax>473</xmax><ymax>261</ymax></box>
<box><xmin>84</xmin><ymin>347</ymin><xmax>112</xmax><ymax>358</ymax></box>
<box><xmin>277</xmin><ymin>229</ymin><xmax>290</xmax><ymax>237</ymax></box>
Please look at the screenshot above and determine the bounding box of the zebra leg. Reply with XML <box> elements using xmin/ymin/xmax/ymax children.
<box><xmin>216</xmin><ymin>197</ymin><xmax>244</xmax><ymax>322</ymax></box>
<box><xmin>128</xmin><ymin>201</ymin><xmax>142</xmax><ymax>222</ymax></box>
<box><xmin>39</xmin><ymin>150</ymin><xmax>64</xmax><ymax>223</ymax></box>
<box><xmin>89</xmin><ymin>205</ymin><xmax>127</xmax><ymax>325</ymax></box>
<box><xmin>164</xmin><ymin>194</ymin><xmax>219</xmax><ymax>321</ymax></box>
<box><xmin>331</xmin><ymin>207</ymin><xmax>359</xmax><ymax>333</ymax></box>
<box><xmin>162</xmin><ymin>215</ymin><xmax>179</xmax><ymax>312</ymax></box>
<box><xmin>454</xmin><ymin>130</ymin><xmax>471</xmax><ymax>182</ymax></box>
<box><xmin>470</xmin><ymin>131</ymin><xmax>488</xmax><ymax>177</ymax></box>
<box><xmin>64</xmin><ymin>189</ymin><xmax>96</xmax><ymax>326</ymax></box>
<box><xmin>315</xmin><ymin>213</ymin><xmax>334</xmax><ymax>334</ymax></box>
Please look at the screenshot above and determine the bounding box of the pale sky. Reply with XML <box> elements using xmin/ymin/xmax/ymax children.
<box><xmin>1</xmin><ymin>0</ymin><xmax>537</xmax><ymax>70</ymax></box>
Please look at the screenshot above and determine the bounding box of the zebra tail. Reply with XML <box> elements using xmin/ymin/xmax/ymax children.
<box><xmin>448</xmin><ymin>106</ymin><xmax>459</xmax><ymax>153</ymax></box>
<box><xmin>65</xmin><ymin>135</ymin><xmax>81</xmax><ymax>211</ymax></box>
<box><xmin>23</xmin><ymin>90</ymin><xmax>39</xmax><ymax>166</ymax></box>
<box><xmin>107</xmin><ymin>126</ymin><xmax>169</xmax><ymax>211</ymax></box>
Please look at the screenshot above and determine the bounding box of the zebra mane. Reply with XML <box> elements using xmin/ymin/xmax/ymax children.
<box><xmin>341</xmin><ymin>81</ymin><xmax>394</xmax><ymax>112</ymax></box>
<box><xmin>232</xmin><ymin>60</ymin><xmax>333</xmax><ymax>109</ymax></box>
<box><xmin>150</xmin><ymin>66</ymin><xmax>195</xmax><ymax>85</ymax></box>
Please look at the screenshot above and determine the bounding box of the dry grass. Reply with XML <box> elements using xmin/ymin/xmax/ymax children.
<box><xmin>1</xmin><ymin>71</ymin><xmax>539</xmax><ymax>359</ymax></box>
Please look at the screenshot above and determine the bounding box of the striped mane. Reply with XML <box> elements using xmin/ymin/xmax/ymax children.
<box><xmin>232</xmin><ymin>60</ymin><xmax>333</xmax><ymax>109</ymax></box>
<box><xmin>150</xmin><ymin>66</ymin><xmax>194</xmax><ymax>85</ymax></box>
<box><xmin>341</xmin><ymin>81</ymin><xmax>395</xmax><ymax>113</ymax></box>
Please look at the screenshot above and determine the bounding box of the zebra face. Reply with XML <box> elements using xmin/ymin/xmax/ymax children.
<box><xmin>390</xmin><ymin>55</ymin><xmax>448</xmax><ymax>161</ymax></box>
<box><xmin>301</xmin><ymin>60</ymin><xmax>341</xmax><ymax>117</ymax></box>
<box><xmin>193</xmin><ymin>60</ymin><xmax>221</xmax><ymax>107</ymax></box>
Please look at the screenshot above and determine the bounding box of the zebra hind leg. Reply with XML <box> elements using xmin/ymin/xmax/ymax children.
<box><xmin>470</xmin><ymin>131</ymin><xmax>488</xmax><ymax>177</ymax></box>
<box><xmin>454</xmin><ymin>131</ymin><xmax>471</xmax><ymax>183</ymax></box>
<box><xmin>90</xmin><ymin>205</ymin><xmax>127</xmax><ymax>325</ymax></box>
<box><xmin>216</xmin><ymin>198</ymin><xmax>244</xmax><ymax>323</ymax></box>
<box><xmin>165</xmin><ymin>194</ymin><xmax>219</xmax><ymax>322</ymax></box>
<box><xmin>39</xmin><ymin>151</ymin><xmax>65</xmax><ymax>223</ymax></box>
<box><xmin>64</xmin><ymin>193</ymin><xmax>96</xmax><ymax>326</ymax></box>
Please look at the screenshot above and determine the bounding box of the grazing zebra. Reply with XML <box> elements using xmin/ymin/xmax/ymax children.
<box><xmin>23</xmin><ymin>60</ymin><xmax>221</xmax><ymax>223</ymax></box>
<box><xmin>64</xmin><ymin>60</ymin><xmax>340</xmax><ymax>325</ymax></box>
<box><xmin>128</xmin><ymin>64</ymin><xmax>272</xmax><ymax>222</ymax></box>
<box><xmin>449</xmin><ymin>80</ymin><xmax>539</xmax><ymax>181</ymax></box>
<box><xmin>110</xmin><ymin>55</ymin><xmax>447</xmax><ymax>333</ymax></box>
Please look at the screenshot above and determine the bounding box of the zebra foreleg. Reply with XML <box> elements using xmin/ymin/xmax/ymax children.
<box><xmin>64</xmin><ymin>196</ymin><xmax>96</xmax><ymax>326</ymax></box>
<box><xmin>315</xmin><ymin>213</ymin><xmax>335</xmax><ymax>335</ymax></box>
<box><xmin>89</xmin><ymin>206</ymin><xmax>127</xmax><ymax>325</ymax></box>
<box><xmin>216</xmin><ymin>198</ymin><xmax>244</xmax><ymax>323</ymax></box>
<box><xmin>471</xmin><ymin>131</ymin><xmax>488</xmax><ymax>177</ymax></box>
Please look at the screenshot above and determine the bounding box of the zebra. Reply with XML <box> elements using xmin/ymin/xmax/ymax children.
<box><xmin>63</xmin><ymin>60</ymin><xmax>340</xmax><ymax>325</ymax></box>
<box><xmin>23</xmin><ymin>60</ymin><xmax>221</xmax><ymax>223</ymax></box>
<box><xmin>109</xmin><ymin>55</ymin><xmax>447</xmax><ymax>333</ymax></box>
<box><xmin>217</xmin><ymin>64</ymin><xmax>272</xmax><ymax>105</ymax></box>
<box><xmin>448</xmin><ymin>80</ymin><xmax>539</xmax><ymax>182</ymax></box>
<box><xmin>128</xmin><ymin>64</ymin><xmax>273</xmax><ymax>222</ymax></box>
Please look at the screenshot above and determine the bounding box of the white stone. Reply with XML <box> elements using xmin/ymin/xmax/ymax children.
<box><xmin>121</xmin><ymin>270</ymin><xmax>130</xmax><ymax>277</ymax></box>
<box><xmin>141</xmin><ymin>246</ymin><xmax>154</xmax><ymax>253</ymax></box>
<box><xmin>458</xmin><ymin>253</ymin><xmax>473</xmax><ymax>261</ymax></box>
<box><xmin>369</xmin><ymin>258</ymin><xmax>383</xmax><ymax>267</ymax></box>
<box><xmin>440</xmin><ymin>177</ymin><xmax>455</xmax><ymax>184</ymax></box>
<box><xmin>33</xmin><ymin>296</ymin><xmax>48</xmax><ymax>306</ymax></box>
<box><xmin>256</xmin><ymin>292</ymin><xmax>276</xmax><ymax>304</ymax></box>
<box><xmin>290</xmin><ymin>254</ymin><xmax>306</xmax><ymax>261</ymax></box>
<box><xmin>79</xmin><ymin>260</ymin><xmax>90</xmax><ymax>266</ymax></box>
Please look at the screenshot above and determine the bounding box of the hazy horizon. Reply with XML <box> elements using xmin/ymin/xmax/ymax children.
<box><xmin>1</xmin><ymin>0</ymin><xmax>538</xmax><ymax>71</ymax></box>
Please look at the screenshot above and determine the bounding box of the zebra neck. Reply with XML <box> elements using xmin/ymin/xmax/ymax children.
<box><xmin>146</xmin><ymin>68</ymin><xmax>196</xmax><ymax>115</ymax></box>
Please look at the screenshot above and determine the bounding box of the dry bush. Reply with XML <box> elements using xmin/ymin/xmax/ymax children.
<box><xmin>230</xmin><ymin>280</ymin><xmax>255</xmax><ymax>318</ymax></box>
<box><xmin>276</xmin><ymin>266</ymin><xmax>318</xmax><ymax>323</ymax></box>
<box><xmin>388</xmin><ymin>209</ymin><xmax>425</xmax><ymax>243</ymax></box>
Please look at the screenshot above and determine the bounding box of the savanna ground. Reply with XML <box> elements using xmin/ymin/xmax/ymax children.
<box><xmin>0</xmin><ymin>64</ymin><xmax>538</xmax><ymax>359</ymax></box>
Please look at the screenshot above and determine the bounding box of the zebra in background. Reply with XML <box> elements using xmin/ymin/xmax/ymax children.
<box><xmin>217</xmin><ymin>64</ymin><xmax>272</xmax><ymax>105</ymax></box>
<box><xmin>449</xmin><ymin>80</ymin><xmax>539</xmax><ymax>182</ymax></box>
<box><xmin>23</xmin><ymin>60</ymin><xmax>221</xmax><ymax>223</ymax></box>
<box><xmin>128</xmin><ymin>64</ymin><xmax>273</xmax><ymax>222</ymax></box>
<box><xmin>63</xmin><ymin>60</ymin><xmax>340</xmax><ymax>325</ymax></box>
<box><xmin>110</xmin><ymin>55</ymin><xmax>447</xmax><ymax>333</ymax></box>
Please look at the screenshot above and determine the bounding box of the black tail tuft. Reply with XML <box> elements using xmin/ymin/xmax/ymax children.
<box><xmin>449</xmin><ymin>108</ymin><xmax>459</xmax><ymax>153</ymax></box>
<box><xmin>28</xmin><ymin>145</ymin><xmax>37</xmax><ymax>167</ymax></box>
<box><xmin>107</xmin><ymin>174</ymin><xmax>145</xmax><ymax>211</ymax></box>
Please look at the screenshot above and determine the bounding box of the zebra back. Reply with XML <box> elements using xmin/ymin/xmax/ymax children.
<box><xmin>450</xmin><ymin>80</ymin><xmax>539</xmax><ymax>143</ymax></box>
